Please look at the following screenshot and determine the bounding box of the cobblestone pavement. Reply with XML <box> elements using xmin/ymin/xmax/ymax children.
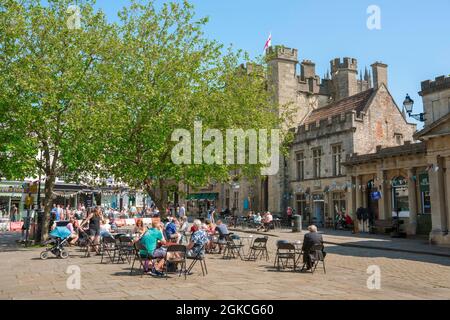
<box><xmin>0</xmin><ymin>231</ymin><xmax>449</xmax><ymax>300</ymax></box>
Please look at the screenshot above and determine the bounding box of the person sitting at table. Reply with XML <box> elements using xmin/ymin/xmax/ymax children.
<box><xmin>204</xmin><ymin>220</ymin><xmax>216</xmax><ymax>253</ymax></box>
<box><xmin>139</xmin><ymin>220</ymin><xmax>167</xmax><ymax>276</ymax></box>
<box><xmin>165</xmin><ymin>217</ymin><xmax>179</xmax><ymax>243</ymax></box>
<box><xmin>257</xmin><ymin>211</ymin><xmax>273</xmax><ymax>232</ymax></box>
<box><xmin>100</xmin><ymin>219</ymin><xmax>113</xmax><ymax>238</ymax></box>
<box><xmin>215</xmin><ymin>219</ymin><xmax>229</xmax><ymax>254</ymax></box>
<box><xmin>301</xmin><ymin>225</ymin><xmax>325</xmax><ymax>271</ymax></box>
<box><xmin>133</xmin><ymin>219</ymin><xmax>146</xmax><ymax>238</ymax></box>
<box><xmin>186</xmin><ymin>219</ymin><xmax>209</xmax><ymax>258</ymax></box>
<box><xmin>344</xmin><ymin>213</ymin><xmax>354</xmax><ymax>229</ymax></box>
<box><xmin>66</xmin><ymin>217</ymin><xmax>79</xmax><ymax>245</ymax></box>
<box><xmin>253</xmin><ymin>213</ymin><xmax>262</xmax><ymax>229</ymax></box>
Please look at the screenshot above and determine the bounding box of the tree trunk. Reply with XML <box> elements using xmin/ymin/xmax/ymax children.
<box><xmin>143</xmin><ymin>178</ymin><xmax>167</xmax><ymax>214</ymax></box>
<box><xmin>38</xmin><ymin>173</ymin><xmax>55</xmax><ymax>243</ymax></box>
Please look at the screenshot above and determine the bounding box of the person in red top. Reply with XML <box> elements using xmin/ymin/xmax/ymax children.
<box><xmin>345</xmin><ymin>213</ymin><xmax>353</xmax><ymax>227</ymax></box>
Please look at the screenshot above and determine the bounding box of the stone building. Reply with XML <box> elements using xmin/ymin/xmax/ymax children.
<box><xmin>414</xmin><ymin>75</ymin><xmax>450</xmax><ymax>245</ymax></box>
<box><xmin>266</xmin><ymin>46</ymin><xmax>416</xmax><ymax>222</ymax></box>
<box><xmin>343</xmin><ymin>142</ymin><xmax>429</xmax><ymax>235</ymax></box>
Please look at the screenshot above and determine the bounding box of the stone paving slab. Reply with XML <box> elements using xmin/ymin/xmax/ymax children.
<box><xmin>0</xmin><ymin>230</ymin><xmax>449</xmax><ymax>300</ymax></box>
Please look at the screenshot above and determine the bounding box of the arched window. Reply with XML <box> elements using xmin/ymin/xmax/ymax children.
<box><xmin>391</xmin><ymin>176</ymin><xmax>409</xmax><ymax>216</ymax></box>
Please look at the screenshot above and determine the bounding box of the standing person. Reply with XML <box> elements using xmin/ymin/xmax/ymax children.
<box><xmin>57</xmin><ymin>204</ymin><xmax>63</xmax><ymax>221</ymax></box>
<box><xmin>287</xmin><ymin>207</ymin><xmax>293</xmax><ymax>226</ymax></box>
<box><xmin>178</xmin><ymin>204</ymin><xmax>186</xmax><ymax>219</ymax></box>
<box><xmin>87</xmin><ymin>207</ymin><xmax>103</xmax><ymax>255</ymax></box>
<box><xmin>10</xmin><ymin>204</ymin><xmax>18</xmax><ymax>222</ymax></box>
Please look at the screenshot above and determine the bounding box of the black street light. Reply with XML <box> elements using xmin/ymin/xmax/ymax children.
<box><xmin>403</xmin><ymin>94</ymin><xmax>426</xmax><ymax>122</ymax></box>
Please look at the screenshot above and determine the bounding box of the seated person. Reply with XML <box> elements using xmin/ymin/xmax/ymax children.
<box><xmin>133</xmin><ymin>219</ymin><xmax>146</xmax><ymax>239</ymax></box>
<box><xmin>253</xmin><ymin>213</ymin><xmax>262</xmax><ymax>228</ymax></box>
<box><xmin>257</xmin><ymin>212</ymin><xmax>273</xmax><ymax>231</ymax></box>
<box><xmin>186</xmin><ymin>220</ymin><xmax>209</xmax><ymax>258</ymax></box>
<box><xmin>66</xmin><ymin>218</ymin><xmax>79</xmax><ymax>245</ymax></box>
<box><xmin>344</xmin><ymin>213</ymin><xmax>353</xmax><ymax>227</ymax></box>
<box><xmin>301</xmin><ymin>225</ymin><xmax>326</xmax><ymax>271</ymax></box>
<box><xmin>100</xmin><ymin>219</ymin><xmax>112</xmax><ymax>238</ymax></box>
<box><xmin>165</xmin><ymin>217</ymin><xmax>179</xmax><ymax>242</ymax></box>
<box><xmin>139</xmin><ymin>220</ymin><xmax>167</xmax><ymax>276</ymax></box>
<box><xmin>178</xmin><ymin>216</ymin><xmax>189</xmax><ymax>244</ymax></box>
<box><xmin>215</xmin><ymin>220</ymin><xmax>229</xmax><ymax>254</ymax></box>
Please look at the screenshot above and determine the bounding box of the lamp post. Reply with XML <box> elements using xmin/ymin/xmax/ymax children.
<box><xmin>403</xmin><ymin>94</ymin><xmax>426</xmax><ymax>122</ymax></box>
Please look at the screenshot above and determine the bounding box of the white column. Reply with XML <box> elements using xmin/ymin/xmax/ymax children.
<box><xmin>429</xmin><ymin>158</ymin><xmax>447</xmax><ymax>243</ymax></box>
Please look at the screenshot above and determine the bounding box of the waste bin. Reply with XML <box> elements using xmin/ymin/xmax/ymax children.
<box><xmin>292</xmin><ymin>215</ymin><xmax>302</xmax><ymax>232</ymax></box>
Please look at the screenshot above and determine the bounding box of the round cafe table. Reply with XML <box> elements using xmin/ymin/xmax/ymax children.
<box><xmin>237</xmin><ymin>234</ymin><xmax>254</xmax><ymax>258</ymax></box>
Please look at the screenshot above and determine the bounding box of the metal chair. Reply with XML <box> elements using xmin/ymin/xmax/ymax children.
<box><xmin>130</xmin><ymin>241</ymin><xmax>152</xmax><ymax>277</ymax></box>
<box><xmin>302</xmin><ymin>244</ymin><xmax>326</xmax><ymax>274</ymax></box>
<box><xmin>247</xmin><ymin>236</ymin><xmax>269</xmax><ymax>261</ymax></box>
<box><xmin>164</xmin><ymin>245</ymin><xmax>187</xmax><ymax>280</ymax></box>
<box><xmin>186</xmin><ymin>244</ymin><xmax>208</xmax><ymax>276</ymax></box>
<box><xmin>100</xmin><ymin>236</ymin><xmax>118</xmax><ymax>264</ymax></box>
<box><xmin>117</xmin><ymin>235</ymin><xmax>134</xmax><ymax>264</ymax></box>
<box><xmin>274</xmin><ymin>242</ymin><xmax>297</xmax><ymax>271</ymax></box>
<box><xmin>223</xmin><ymin>234</ymin><xmax>244</xmax><ymax>260</ymax></box>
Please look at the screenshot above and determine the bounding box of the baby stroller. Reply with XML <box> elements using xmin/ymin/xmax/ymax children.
<box><xmin>40</xmin><ymin>227</ymin><xmax>71</xmax><ymax>260</ymax></box>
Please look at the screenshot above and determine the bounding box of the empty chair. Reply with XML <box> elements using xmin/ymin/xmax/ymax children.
<box><xmin>274</xmin><ymin>242</ymin><xmax>297</xmax><ymax>271</ymax></box>
<box><xmin>101</xmin><ymin>236</ymin><xmax>118</xmax><ymax>264</ymax></box>
<box><xmin>117</xmin><ymin>235</ymin><xmax>134</xmax><ymax>264</ymax></box>
<box><xmin>247</xmin><ymin>236</ymin><xmax>269</xmax><ymax>261</ymax></box>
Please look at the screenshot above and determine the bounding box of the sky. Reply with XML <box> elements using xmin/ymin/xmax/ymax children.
<box><xmin>94</xmin><ymin>0</ymin><xmax>450</xmax><ymax>129</ymax></box>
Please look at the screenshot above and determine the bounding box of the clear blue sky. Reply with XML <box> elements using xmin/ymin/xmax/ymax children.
<box><xmin>95</xmin><ymin>0</ymin><xmax>450</xmax><ymax>128</ymax></box>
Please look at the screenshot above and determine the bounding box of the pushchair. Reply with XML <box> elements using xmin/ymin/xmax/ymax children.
<box><xmin>40</xmin><ymin>227</ymin><xmax>72</xmax><ymax>260</ymax></box>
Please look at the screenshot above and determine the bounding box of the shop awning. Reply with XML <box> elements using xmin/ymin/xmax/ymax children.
<box><xmin>186</xmin><ymin>193</ymin><xmax>218</xmax><ymax>201</ymax></box>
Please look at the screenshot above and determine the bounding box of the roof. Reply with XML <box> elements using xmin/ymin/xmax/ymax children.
<box><xmin>305</xmin><ymin>89</ymin><xmax>374</xmax><ymax>124</ymax></box>
<box><xmin>343</xmin><ymin>142</ymin><xmax>426</xmax><ymax>165</ymax></box>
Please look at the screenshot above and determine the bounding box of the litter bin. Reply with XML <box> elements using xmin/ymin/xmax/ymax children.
<box><xmin>292</xmin><ymin>215</ymin><xmax>302</xmax><ymax>232</ymax></box>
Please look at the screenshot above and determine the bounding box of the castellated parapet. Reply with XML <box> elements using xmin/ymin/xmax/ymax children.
<box><xmin>420</xmin><ymin>75</ymin><xmax>450</xmax><ymax>95</ymax></box>
<box><xmin>268</xmin><ymin>46</ymin><xmax>298</xmax><ymax>62</ymax></box>
<box><xmin>294</xmin><ymin>111</ymin><xmax>364</xmax><ymax>142</ymax></box>
<box><xmin>331</xmin><ymin>58</ymin><xmax>358</xmax><ymax>73</ymax></box>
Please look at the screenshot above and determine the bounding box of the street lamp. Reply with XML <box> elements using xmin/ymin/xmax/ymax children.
<box><xmin>403</xmin><ymin>94</ymin><xmax>426</xmax><ymax>122</ymax></box>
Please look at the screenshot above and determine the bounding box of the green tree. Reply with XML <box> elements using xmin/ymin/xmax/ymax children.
<box><xmin>92</xmin><ymin>0</ymin><xmax>292</xmax><ymax>210</ymax></box>
<box><xmin>0</xmin><ymin>0</ymin><xmax>117</xmax><ymax>242</ymax></box>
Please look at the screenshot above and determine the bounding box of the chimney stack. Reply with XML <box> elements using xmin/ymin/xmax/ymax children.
<box><xmin>371</xmin><ymin>62</ymin><xmax>388</xmax><ymax>89</ymax></box>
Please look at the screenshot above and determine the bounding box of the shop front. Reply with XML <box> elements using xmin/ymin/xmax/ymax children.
<box><xmin>186</xmin><ymin>193</ymin><xmax>218</xmax><ymax>218</ymax></box>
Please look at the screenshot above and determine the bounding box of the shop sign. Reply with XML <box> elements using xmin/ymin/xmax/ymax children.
<box><xmin>419</xmin><ymin>174</ymin><xmax>429</xmax><ymax>193</ymax></box>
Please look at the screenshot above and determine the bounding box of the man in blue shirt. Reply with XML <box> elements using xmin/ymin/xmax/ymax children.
<box><xmin>165</xmin><ymin>218</ymin><xmax>179</xmax><ymax>242</ymax></box>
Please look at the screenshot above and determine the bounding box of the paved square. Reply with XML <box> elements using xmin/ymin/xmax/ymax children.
<box><xmin>0</xmin><ymin>230</ymin><xmax>449</xmax><ymax>300</ymax></box>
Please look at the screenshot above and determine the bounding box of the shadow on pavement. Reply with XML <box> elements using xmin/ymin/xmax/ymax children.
<box><xmin>323</xmin><ymin>242</ymin><xmax>450</xmax><ymax>267</ymax></box>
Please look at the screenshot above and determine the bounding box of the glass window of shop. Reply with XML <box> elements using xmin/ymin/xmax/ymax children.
<box><xmin>419</xmin><ymin>173</ymin><xmax>431</xmax><ymax>214</ymax></box>
<box><xmin>392</xmin><ymin>176</ymin><xmax>409</xmax><ymax>214</ymax></box>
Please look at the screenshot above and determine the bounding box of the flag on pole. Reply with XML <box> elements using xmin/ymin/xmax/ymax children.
<box><xmin>263</xmin><ymin>33</ymin><xmax>272</xmax><ymax>53</ymax></box>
